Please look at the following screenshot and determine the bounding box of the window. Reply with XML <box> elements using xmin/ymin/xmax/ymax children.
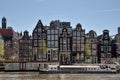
<box><xmin>81</xmin><ymin>44</ymin><xmax>84</xmax><ymax>51</ymax></box>
<box><xmin>38</xmin><ymin>28</ymin><xmax>41</xmax><ymax>32</ymax></box>
<box><xmin>34</xmin><ymin>48</ymin><xmax>37</xmax><ymax>53</ymax></box>
<box><xmin>92</xmin><ymin>44</ymin><xmax>96</xmax><ymax>49</ymax></box>
<box><xmin>116</xmin><ymin>36</ymin><xmax>120</xmax><ymax>42</ymax></box>
<box><xmin>47</xmin><ymin>41</ymin><xmax>50</xmax><ymax>47</ymax></box>
<box><xmin>52</xmin><ymin>50</ymin><xmax>58</xmax><ymax>60</ymax></box>
<box><xmin>47</xmin><ymin>30</ymin><xmax>51</xmax><ymax>34</ymax></box>
<box><xmin>77</xmin><ymin>37</ymin><xmax>80</xmax><ymax>43</ymax></box>
<box><xmin>81</xmin><ymin>37</ymin><xmax>84</xmax><ymax>43</ymax></box>
<box><xmin>51</xmin><ymin>35</ymin><xmax>54</xmax><ymax>40</ymax></box>
<box><xmin>51</xmin><ymin>41</ymin><xmax>54</xmax><ymax>47</ymax></box>
<box><xmin>55</xmin><ymin>30</ymin><xmax>58</xmax><ymax>34</ymax></box>
<box><xmin>77</xmin><ymin>44</ymin><xmax>80</xmax><ymax>51</ymax></box>
<box><xmin>63</xmin><ymin>39</ymin><xmax>67</xmax><ymax>44</ymax></box>
<box><xmin>38</xmin><ymin>34</ymin><xmax>41</xmax><ymax>39</ymax></box>
<box><xmin>92</xmin><ymin>50</ymin><xmax>97</xmax><ymax>56</ymax></box>
<box><xmin>77</xmin><ymin>32</ymin><xmax>80</xmax><ymax>36</ymax></box>
<box><xmin>55</xmin><ymin>41</ymin><xmax>58</xmax><ymax>47</ymax></box>
<box><xmin>104</xmin><ymin>41</ymin><xmax>108</xmax><ymax>45</ymax></box>
<box><xmin>23</xmin><ymin>44</ymin><xmax>28</xmax><ymax>49</ymax></box>
<box><xmin>68</xmin><ymin>28</ymin><xmax>72</xmax><ymax>32</ymax></box>
<box><xmin>53</xmin><ymin>50</ymin><xmax>57</xmax><ymax>54</ymax></box>
<box><xmin>104</xmin><ymin>34</ymin><xmax>108</xmax><ymax>39</ymax></box>
<box><xmin>101</xmin><ymin>53</ymin><xmax>105</xmax><ymax>58</ymax></box>
<box><xmin>34</xmin><ymin>40</ymin><xmax>37</xmax><ymax>46</ymax></box>
<box><xmin>73</xmin><ymin>31</ymin><xmax>76</xmax><ymax>36</ymax></box>
<box><xmin>63</xmin><ymin>32</ymin><xmax>67</xmax><ymax>38</ymax></box>
<box><xmin>90</xmin><ymin>33</ymin><xmax>94</xmax><ymax>38</ymax></box>
<box><xmin>101</xmin><ymin>46</ymin><xmax>103</xmax><ymax>51</ymax></box>
<box><xmin>81</xmin><ymin>31</ymin><xmax>85</xmax><ymax>36</ymax></box>
<box><xmin>73</xmin><ymin>37</ymin><xmax>76</xmax><ymax>43</ymax></box>
<box><xmin>117</xmin><ymin>45</ymin><xmax>120</xmax><ymax>49</ymax></box>
<box><xmin>33</xmin><ymin>33</ymin><xmax>37</xmax><ymax>39</ymax></box>
<box><xmin>47</xmin><ymin>35</ymin><xmax>51</xmax><ymax>40</ymax></box>
<box><xmin>72</xmin><ymin>44</ymin><xmax>76</xmax><ymax>51</ymax></box>
<box><xmin>109</xmin><ymin>46</ymin><xmax>111</xmax><ymax>51</ymax></box>
<box><xmin>104</xmin><ymin>46</ymin><xmax>108</xmax><ymax>52</ymax></box>
<box><xmin>68</xmin><ymin>45</ymin><xmax>70</xmax><ymax>50</ymax></box>
<box><xmin>80</xmin><ymin>53</ymin><xmax>84</xmax><ymax>60</ymax></box>
<box><xmin>67</xmin><ymin>38</ymin><xmax>70</xmax><ymax>43</ymax></box>
<box><xmin>42</xmin><ymin>33</ymin><xmax>46</xmax><ymax>39</ymax></box>
<box><xmin>38</xmin><ymin>40</ymin><xmax>41</xmax><ymax>46</ymax></box>
<box><xmin>41</xmin><ymin>47</ymin><xmax>47</xmax><ymax>59</ymax></box>
<box><xmin>63</xmin><ymin>45</ymin><xmax>67</xmax><ymax>50</ymax></box>
<box><xmin>55</xmin><ymin>35</ymin><xmax>58</xmax><ymax>40</ymax></box>
<box><xmin>51</xmin><ymin>30</ymin><xmax>54</xmax><ymax>34</ymax></box>
<box><xmin>20</xmin><ymin>40</ymin><xmax>23</xmax><ymax>43</ymax></box>
<box><xmin>44</xmin><ymin>64</ymin><xmax>47</xmax><ymax>68</ymax></box>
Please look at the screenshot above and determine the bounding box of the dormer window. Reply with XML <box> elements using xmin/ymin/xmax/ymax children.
<box><xmin>77</xmin><ymin>27</ymin><xmax>79</xmax><ymax>31</ymax></box>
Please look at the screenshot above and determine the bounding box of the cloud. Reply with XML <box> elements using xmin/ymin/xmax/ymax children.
<box><xmin>98</xmin><ymin>9</ymin><xmax>120</xmax><ymax>13</ymax></box>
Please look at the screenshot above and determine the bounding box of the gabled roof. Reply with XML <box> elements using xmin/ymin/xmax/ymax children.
<box><xmin>0</xmin><ymin>28</ymin><xmax>13</xmax><ymax>36</ymax></box>
<box><xmin>33</xmin><ymin>20</ymin><xmax>47</xmax><ymax>34</ymax></box>
<box><xmin>35</xmin><ymin>20</ymin><xmax>44</xmax><ymax>28</ymax></box>
<box><xmin>33</xmin><ymin>20</ymin><xmax>44</xmax><ymax>32</ymax></box>
<box><xmin>89</xmin><ymin>30</ymin><xmax>97</xmax><ymax>38</ymax></box>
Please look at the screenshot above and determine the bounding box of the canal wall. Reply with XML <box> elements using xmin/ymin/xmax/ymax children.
<box><xmin>4</xmin><ymin>62</ymin><xmax>59</xmax><ymax>71</ymax></box>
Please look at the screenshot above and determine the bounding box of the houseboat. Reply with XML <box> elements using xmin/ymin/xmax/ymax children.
<box><xmin>39</xmin><ymin>64</ymin><xmax>119</xmax><ymax>74</ymax></box>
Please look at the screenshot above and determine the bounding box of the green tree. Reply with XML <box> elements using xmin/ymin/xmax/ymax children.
<box><xmin>0</xmin><ymin>36</ymin><xmax>5</xmax><ymax>62</ymax></box>
<box><xmin>85</xmin><ymin>38</ymin><xmax>91</xmax><ymax>56</ymax></box>
<box><xmin>39</xmin><ymin>39</ymin><xmax>47</xmax><ymax>59</ymax></box>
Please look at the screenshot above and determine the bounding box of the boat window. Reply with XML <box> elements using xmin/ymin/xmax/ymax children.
<box><xmin>44</xmin><ymin>64</ymin><xmax>47</xmax><ymax>68</ymax></box>
<box><xmin>111</xmin><ymin>68</ymin><xmax>115</xmax><ymax>70</ymax></box>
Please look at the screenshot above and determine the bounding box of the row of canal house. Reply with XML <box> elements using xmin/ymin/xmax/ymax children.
<box><xmin>19</xmin><ymin>19</ymin><xmax>120</xmax><ymax>68</ymax></box>
<box><xmin>1</xmin><ymin>17</ymin><xmax>120</xmax><ymax>69</ymax></box>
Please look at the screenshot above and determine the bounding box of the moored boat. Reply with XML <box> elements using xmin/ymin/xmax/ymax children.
<box><xmin>39</xmin><ymin>64</ymin><xmax>119</xmax><ymax>74</ymax></box>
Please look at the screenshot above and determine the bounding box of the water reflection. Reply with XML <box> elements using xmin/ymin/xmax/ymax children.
<box><xmin>0</xmin><ymin>72</ymin><xmax>119</xmax><ymax>80</ymax></box>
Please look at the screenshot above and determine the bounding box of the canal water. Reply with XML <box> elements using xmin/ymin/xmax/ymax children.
<box><xmin>0</xmin><ymin>72</ymin><xmax>119</xmax><ymax>80</ymax></box>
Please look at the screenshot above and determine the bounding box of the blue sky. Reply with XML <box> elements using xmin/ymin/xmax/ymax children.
<box><xmin>0</xmin><ymin>0</ymin><xmax>120</xmax><ymax>36</ymax></box>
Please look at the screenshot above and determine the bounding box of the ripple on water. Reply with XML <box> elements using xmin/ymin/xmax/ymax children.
<box><xmin>0</xmin><ymin>72</ymin><xmax>120</xmax><ymax>80</ymax></box>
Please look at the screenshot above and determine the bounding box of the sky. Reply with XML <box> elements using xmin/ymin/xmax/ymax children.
<box><xmin>0</xmin><ymin>0</ymin><xmax>120</xmax><ymax>36</ymax></box>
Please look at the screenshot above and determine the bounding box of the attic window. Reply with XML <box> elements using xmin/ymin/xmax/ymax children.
<box><xmin>38</xmin><ymin>28</ymin><xmax>41</xmax><ymax>32</ymax></box>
